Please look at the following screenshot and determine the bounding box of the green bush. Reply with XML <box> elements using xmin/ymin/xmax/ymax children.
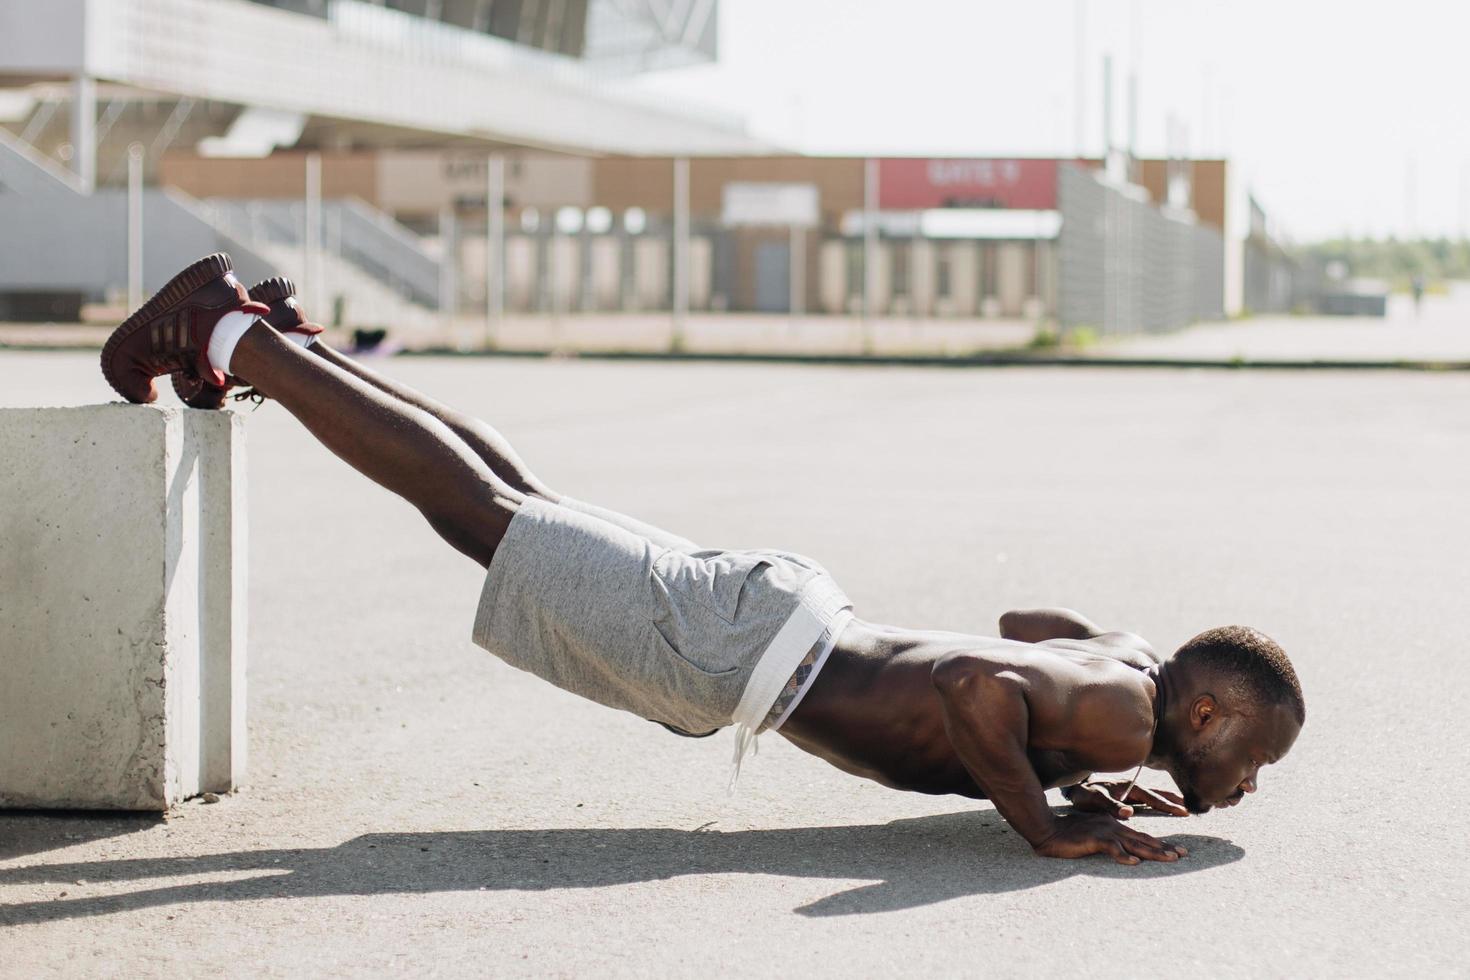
<box><xmin>1066</xmin><ymin>325</ymin><xmax>1100</xmax><ymax>350</ymax></box>
<box><xmin>1028</xmin><ymin>327</ymin><xmax>1061</xmax><ymax>350</ymax></box>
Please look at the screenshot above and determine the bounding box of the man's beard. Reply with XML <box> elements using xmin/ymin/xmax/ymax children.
<box><xmin>1177</xmin><ymin>731</ymin><xmax>1221</xmax><ymax>813</ymax></box>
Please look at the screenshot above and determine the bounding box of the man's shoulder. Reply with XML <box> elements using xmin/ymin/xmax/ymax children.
<box><xmin>1043</xmin><ymin>630</ymin><xmax>1161</xmax><ymax>668</ymax></box>
<box><xmin>1096</xmin><ymin>631</ymin><xmax>1162</xmax><ymax>660</ymax></box>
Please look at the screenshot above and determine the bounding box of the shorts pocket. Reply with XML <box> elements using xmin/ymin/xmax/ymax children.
<box><xmin>647</xmin><ymin>618</ymin><xmax>741</xmax><ymax>677</ymax></box>
<box><xmin>653</xmin><ymin>550</ymin><xmax>771</xmax><ymax>625</ymax></box>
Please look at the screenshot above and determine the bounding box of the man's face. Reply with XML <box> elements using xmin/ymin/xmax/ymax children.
<box><xmin>1170</xmin><ymin>700</ymin><xmax>1301</xmax><ymax>814</ymax></box>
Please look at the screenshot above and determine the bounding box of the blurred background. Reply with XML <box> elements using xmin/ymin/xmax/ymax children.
<box><xmin>0</xmin><ymin>0</ymin><xmax>1466</xmax><ymax>359</ymax></box>
<box><xmin>3</xmin><ymin>6</ymin><xmax>1468</xmax><ymax>973</ymax></box>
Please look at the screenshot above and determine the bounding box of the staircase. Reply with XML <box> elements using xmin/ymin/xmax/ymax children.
<box><xmin>250</xmin><ymin>239</ymin><xmax>441</xmax><ymax>340</ymax></box>
<box><xmin>0</xmin><ymin>127</ymin><xmax>275</xmax><ymax>315</ymax></box>
<box><xmin>195</xmin><ymin>196</ymin><xmax>442</xmax><ymax>336</ymax></box>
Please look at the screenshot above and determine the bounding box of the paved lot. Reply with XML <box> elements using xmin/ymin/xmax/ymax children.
<box><xmin>6</xmin><ymin>285</ymin><xmax>1467</xmax><ymax>366</ymax></box>
<box><xmin>1</xmin><ymin>351</ymin><xmax>1465</xmax><ymax>976</ymax></box>
<box><xmin>1097</xmin><ymin>287</ymin><xmax>1470</xmax><ymax>363</ymax></box>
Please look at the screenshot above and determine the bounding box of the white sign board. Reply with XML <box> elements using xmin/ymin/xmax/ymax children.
<box><xmin>721</xmin><ymin>182</ymin><xmax>820</xmax><ymax>228</ymax></box>
<box><xmin>840</xmin><ymin>209</ymin><xmax>1061</xmax><ymax>240</ymax></box>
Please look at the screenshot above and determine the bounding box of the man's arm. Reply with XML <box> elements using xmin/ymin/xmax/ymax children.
<box><xmin>998</xmin><ymin>608</ymin><xmax>1103</xmax><ymax>643</ymax></box>
<box><xmin>1000</xmin><ymin>609</ymin><xmax>1161</xmax><ymax>666</ymax></box>
<box><xmin>930</xmin><ymin>655</ymin><xmax>1058</xmax><ymax>847</ymax></box>
<box><xmin>931</xmin><ymin>652</ymin><xmax>1183</xmax><ymax>864</ymax></box>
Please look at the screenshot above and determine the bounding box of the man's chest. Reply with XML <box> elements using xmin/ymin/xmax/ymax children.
<box><xmin>1027</xmin><ymin>746</ymin><xmax>1094</xmax><ymax>789</ymax></box>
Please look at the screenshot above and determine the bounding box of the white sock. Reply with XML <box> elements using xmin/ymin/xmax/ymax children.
<box><xmin>207</xmin><ymin>311</ymin><xmax>262</xmax><ymax>376</ymax></box>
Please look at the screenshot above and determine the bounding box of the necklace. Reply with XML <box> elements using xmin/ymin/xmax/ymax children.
<box><xmin>1110</xmin><ymin>762</ymin><xmax>1145</xmax><ymax>809</ymax></box>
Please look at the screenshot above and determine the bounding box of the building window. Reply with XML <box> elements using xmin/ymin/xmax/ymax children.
<box><xmin>936</xmin><ymin>253</ymin><xmax>952</xmax><ymax>298</ymax></box>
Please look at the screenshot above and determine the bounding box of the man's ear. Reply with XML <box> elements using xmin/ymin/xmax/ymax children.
<box><xmin>1190</xmin><ymin>694</ymin><xmax>1217</xmax><ymax>732</ymax></box>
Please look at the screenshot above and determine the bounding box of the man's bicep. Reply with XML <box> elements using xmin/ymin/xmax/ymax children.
<box><xmin>932</xmin><ymin>653</ymin><xmax>1065</xmax><ymax>846</ymax></box>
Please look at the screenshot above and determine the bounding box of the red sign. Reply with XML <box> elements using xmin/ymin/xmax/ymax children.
<box><xmin>878</xmin><ymin>158</ymin><xmax>1058</xmax><ymax>210</ymax></box>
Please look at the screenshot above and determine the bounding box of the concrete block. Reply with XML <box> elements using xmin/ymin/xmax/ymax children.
<box><xmin>0</xmin><ymin>404</ymin><xmax>246</xmax><ymax>810</ymax></box>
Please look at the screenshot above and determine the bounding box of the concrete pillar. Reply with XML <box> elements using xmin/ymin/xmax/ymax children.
<box><xmin>949</xmin><ymin>242</ymin><xmax>980</xmax><ymax>315</ymax></box>
<box><xmin>998</xmin><ymin>243</ymin><xmax>1028</xmax><ymax>316</ymax></box>
<box><xmin>818</xmin><ymin>241</ymin><xmax>845</xmax><ymax>314</ymax></box>
<box><xmin>127</xmin><ymin>143</ymin><xmax>144</xmax><ymax>311</ymax></box>
<box><xmin>688</xmin><ymin>236</ymin><xmax>712</xmax><ymax>311</ymax></box>
<box><xmin>789</xmin><ymin>225</ymin><xmax>806</xmax><ymax>315</ymax></box>
<box><xmin>672</xmin><ymin>157</ymin><xmax>690</xmax><ymax>342</ymax></box>
<box><xmin>910</xmin><ymin>239</ymin><xmax>936</xmax><ymax>316</ymax></box>
<box><xmin>486</xmin><ymin>154</ymin><xmax>505</xmax><ymax>346</ymax></box>
<box><xmin>589</xmin><ymin>237</ymin><xmax>620</xmax><ymax>309</ymax></box>
<box><xmin>304</xmin><ymin>151</ymin><xmax>323</xmax><ymax>313</ymax></box>
<box><xmin>440</xmin><ymin>204</ymin><xmax>458</xmax><ymax>324</ymax></box>
<box><xmin>71</xmin><ymin>74</ymin><xmax>96</xmax><ymax>194</ymax></box>
<box><xmin>0</xmin><ymin>405</ymin><xmax>247</xmax><ymax>810</ymax></box>
<box><xmin>863</xmin><ymin>157</ymin><xmax>879</xmax><ymax>341</ymax></box>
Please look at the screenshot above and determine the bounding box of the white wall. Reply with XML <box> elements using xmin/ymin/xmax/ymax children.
<box><xmin>0</xmin><ymin>0</ymin><xmax>86</xmax><ymax>75</ymax></box>
<box><xmin>0</xmin><ymin>405</ymin><xmax>246</xmax><ymax>810</ymax></box>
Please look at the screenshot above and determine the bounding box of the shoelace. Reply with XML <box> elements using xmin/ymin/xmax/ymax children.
<box><xmin>232</xmin><ymin>387</ymin><xmax>268</xmax><ymax>408</ymax></box>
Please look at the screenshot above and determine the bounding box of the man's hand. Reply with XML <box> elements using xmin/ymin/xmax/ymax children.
<box><xmin>1034</xmin><ymin>812</ymin><xmax>1188</xmax><ymax>864</ymax></box>
<box><xmin>1067</xmin><ymin>781</ymin><xmax>1189</xmax><ymax>819</ymax></box>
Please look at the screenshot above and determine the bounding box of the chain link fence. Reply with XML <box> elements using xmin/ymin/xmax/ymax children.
<box><xmin>1057</xmin><ymin>162</ymin><xmax>1225</xmax><ymax>335</ymax></box>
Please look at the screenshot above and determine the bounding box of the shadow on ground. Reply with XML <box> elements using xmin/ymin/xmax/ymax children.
<box><xmin>0</xmin><ymin>811</ymin><xmax>163</xmax><ymax>862</ymax></box>
<box><xmin>0</xmin><ymin>811</ymin><xmax>1240</xmax><ymax>922</ymax></box>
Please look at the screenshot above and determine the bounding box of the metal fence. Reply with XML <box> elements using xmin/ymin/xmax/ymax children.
<box><xmin>199</xmin><ymin>197</ymin><xmax>441</xmax><ymax>309</ymax></box>
<box><xmin>1243</xmin><ymin>239</ymin><xmax>1321</xmax><ymax>315</ymax></box>
<box><xmin>1057</xmin><ymin>162</ymin><xmax>1224</xmax><ymax>334</ymax></box>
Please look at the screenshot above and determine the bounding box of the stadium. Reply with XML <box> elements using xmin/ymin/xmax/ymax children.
<box><xmin>0</xmin><ymin>0</ymin><xmax>1308</xmax><ymax>347</ymax></box>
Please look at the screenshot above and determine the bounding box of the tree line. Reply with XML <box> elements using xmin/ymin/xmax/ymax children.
<box><xmin>1303</xmin><ymin>238</ymin><xmax>1470</xmax><ymax>284</ymax></box>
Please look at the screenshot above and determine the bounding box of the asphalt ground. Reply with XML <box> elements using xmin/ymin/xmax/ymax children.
<box><xmin>1096</xmin><ymin>288</ymin><xmax>1470</xmax><ymax>365</ymax></box>
<box><xmin>1</xmin><ymin>351</ymin><xmax>1464</xmax><ymax>976</ymax></box>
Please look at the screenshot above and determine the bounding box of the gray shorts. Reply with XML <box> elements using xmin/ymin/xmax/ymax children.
<box><xmin>471</xmin><ymin>497</ymin><xmax>853</xmax><ymax>739</ymax></box>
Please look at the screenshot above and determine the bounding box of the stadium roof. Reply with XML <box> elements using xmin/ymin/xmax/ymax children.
<box><xmin>0</xmin><ymin>0</ymin><xmax>768</xmax><ymax>157</ymax></box>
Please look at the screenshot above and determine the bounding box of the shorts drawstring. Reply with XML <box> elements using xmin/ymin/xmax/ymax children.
<box><xmin>729</xmin><ymin>723</ymin><xmax>760</xmax><ymax>790</ymax></box>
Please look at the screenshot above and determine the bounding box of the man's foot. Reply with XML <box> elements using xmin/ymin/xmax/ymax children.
<box><xmin>171</xmin><ymin>276</ymin><xmax>323</xmax><ymax>409</ymax></box>
<box><xmin>100</xmin><ymin>253</ymin><xmax>270</xmax><ymax>404</ymax></box>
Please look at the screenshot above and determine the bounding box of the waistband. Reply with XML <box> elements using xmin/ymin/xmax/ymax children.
<box><xmin>728</xmin><ymin>574</ymin><xmax>853</xmax><ymax>784</ymax></box>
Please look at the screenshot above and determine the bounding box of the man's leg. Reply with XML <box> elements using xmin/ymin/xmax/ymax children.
<box><xmin>305</xmin><ymin>343</ymin><xmax>702</xmax><ymax>553</ymax></box>
<box><xmin>231</xmin><ymin>327</ymin><xmax>522</xmax><ymax>568</ymax></box>
<box><xmin>310</xmin><ymin>343</ymin><xmax>557</xmax><ymax>500</ymax></box>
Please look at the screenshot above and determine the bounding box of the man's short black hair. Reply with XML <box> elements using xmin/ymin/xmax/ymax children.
<box><xmin>1174</xmin><ymin>626</ymin><xmax>1305</xmax><ymax>723</ymax></box>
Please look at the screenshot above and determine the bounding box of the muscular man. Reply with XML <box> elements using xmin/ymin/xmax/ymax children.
<box><xmin>101</xmin><ymin>254</ymin><xmax>1305</xmax><ymax>866</ymax></box>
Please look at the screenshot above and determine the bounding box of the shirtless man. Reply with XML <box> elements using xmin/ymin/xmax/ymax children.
<box><xmin>101</xmin><ymin>254</ymin><xmax>1305</xmax><ymax>867</ymax></box>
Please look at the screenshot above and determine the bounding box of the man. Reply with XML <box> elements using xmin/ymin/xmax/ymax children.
<box><xmin>101</xmin><ymin>254</ymin><xmax>1304</xmax><ymax>866</ymax></box>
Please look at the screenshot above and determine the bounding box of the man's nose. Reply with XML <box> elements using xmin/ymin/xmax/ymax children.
<box><xmin>1242</xmin><ymin>776</ymin><xmax>1258</xmax><ymax>794</ymax></box>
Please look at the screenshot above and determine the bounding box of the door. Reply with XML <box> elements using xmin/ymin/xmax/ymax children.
<box><xmin>753</xmin><ymin>241</ymin><xmax>791</xmax><ymax>312</ymax></box>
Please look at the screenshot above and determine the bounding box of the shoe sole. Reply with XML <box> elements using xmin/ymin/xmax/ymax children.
<box><xmin>101</xmin><ymin>252</ymin><xmax>234</xmax><ymax>401</ymax></box>
<box><xmin>249</xmin><ymin>276</ymin><xmax>296</xmax><ymax>306</ymax></box>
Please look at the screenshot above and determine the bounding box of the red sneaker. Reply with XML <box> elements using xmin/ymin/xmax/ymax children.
<box><xmin>100</xmin><ymin>253</ymin><xmax>270</xmax><ymax>404</ymax></box>
<box><xmin>172</xmin><ymin>276</ymin><xmax>323</xmax><ymax>409</ymax></box>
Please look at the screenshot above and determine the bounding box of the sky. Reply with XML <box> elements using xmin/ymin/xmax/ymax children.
<box><xmin>632</xmin><ymin>0</ymin><xmax>1470</xmax><ymax>242</ymax></box>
